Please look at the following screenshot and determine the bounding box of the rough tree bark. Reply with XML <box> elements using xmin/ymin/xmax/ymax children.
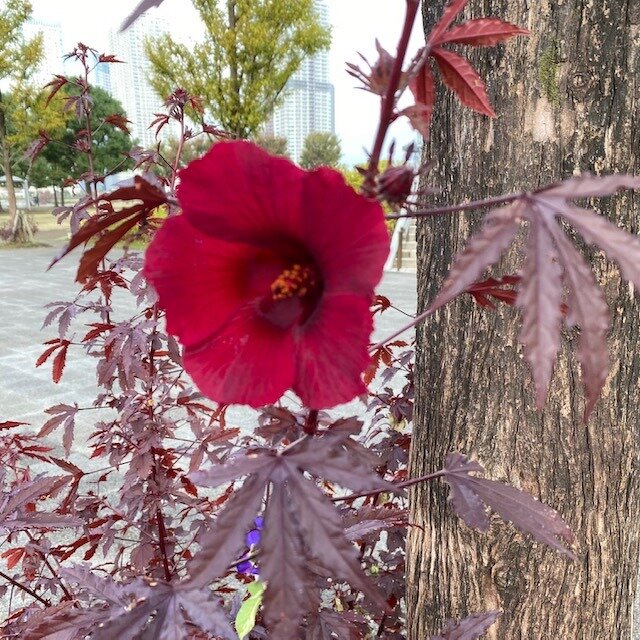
<box><xmin>407</xmin><ymin>1</ymin><xmax>640</xmax><ymax>638</ymax></box>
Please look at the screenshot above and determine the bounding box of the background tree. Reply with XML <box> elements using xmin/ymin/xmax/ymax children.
<box><xmin>28</xmin><ymin>152</ymin><xmax>68</xmax><ymax>206</ymax></box>
<box><xmin>0</xmin><ymin>0</ymin><xmax>45</xmax><ymax>229</ymax></box>
<box><xmin>299</xmin><ymin>131</ymin><xmax>342</xmax><ymax>169</ymax></box>
<box><xmin>156</xmin><ymin>134</ymin><xmax>216</xmax><ymax>178</ymax></box>
<box><xmin>145</xmin><ymin>0</ymin><xmax>331</xmax><ymax>138</ymax></box>
<box><xmin>39</xmin><ymin>84</ymin><xmax>133</xmax><ymax>198</ymax></box>
<box><xmin>407</xmin><ymin>1</ymin><xmax>640</xmax><ymax>638</ymax></box>
<box><xmin>254</xmin><ymin>133</ymin><xmax>289</xmax><ymax>158</ymax></box>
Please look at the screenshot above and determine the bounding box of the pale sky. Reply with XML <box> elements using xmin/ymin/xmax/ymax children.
<box><xmin>24</xmin><ymin>0</ymin><xmax>426</xmax><ymax>165</ymax></box>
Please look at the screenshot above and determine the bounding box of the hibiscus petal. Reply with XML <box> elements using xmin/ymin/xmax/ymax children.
<box><xmin>178</xmin><ymin>141</ymin><xmax>305</xmax><ymax>250</ymax></box>
<box><xmin>144</xmin><ymin>215</ymin><xmax>263</xmax><ymax>347</ymax></box>
<box><xmin>302</xmin><ymin>168</ymin><xmax>390</xmax><ymax>295</ymax></box>
<box><xmin>184</xmin><ymin>306</ymin><xmax>296</xmax><ymax>407</ymax></box>
<box><xmin>294</xmin><ymin>293</ymin><xmax>373</xmax><ymax>409</ymax></box>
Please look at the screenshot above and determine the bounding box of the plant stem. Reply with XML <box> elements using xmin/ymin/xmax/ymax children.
<box><xmin>0</xmin><ymin>568</ymin><xmax>50</xmax><ymax>606</ymax></box>
<box><xmin>370</xmin><ymin>304</ymin><xmax>436</xmax><ymax>351</ymax></box>
<box><xmin>170</xmin><ymin>115</ymin><xmax>186</xmax><ymax>192</ymax></box>
<box><xmin>303</xmin><ymin>409</ymin><xmax>319</xmax><ymax>435</ymax></box>
<box><xmin>386</xmin><ymin>191</ymin><xmax>525</xmax><ymax>220</ymax></box>
<box><xmin>332</xmin><ymin>470</ymin><xmax>444</xmax><ymax>503</ymax></box>
<box><xmin>26</xmin><ymin>532</ymin><xmax>73</xmax><ymax>601</ymax></box>
<box><xmin>156</xmin><ymin>507</ymin><xmax>172</xmax><ymax>582</ymax></box>
<box><xmin>362</xmin><ymin>0</ymin><xmax>421</xmax><ymax>195</ymax></box>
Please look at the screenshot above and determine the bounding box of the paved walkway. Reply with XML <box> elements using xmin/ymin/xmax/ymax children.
<box><xmin>0</xmin><ymin>246</ymin><xmax>417</xmax><ymax>428</ymax></box>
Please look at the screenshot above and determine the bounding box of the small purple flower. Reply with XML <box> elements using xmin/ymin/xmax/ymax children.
<box><xmin>245</xmin><ymin>516</ymin><xmax>264</xmax><ymax>548</ymax></box>
<box><xmin>246</xmin><ymin>529</ymin><xmax>261</xmax><ymax>547</ymax></box>
<box><xmin>236</xmin><ymin>516</ymin><xmax>265</xmax><ymax>575</ymax></box>
<box><xmin>237</xmin><ymin>560</ymin><xmax>259</xmax><ymax>575</ymax></box>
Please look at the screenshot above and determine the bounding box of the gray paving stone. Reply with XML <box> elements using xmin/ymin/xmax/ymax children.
<box><xmin>1</xmin><ymin>245</ymin><xmax>417</xmax><ymax>439</ymax></box>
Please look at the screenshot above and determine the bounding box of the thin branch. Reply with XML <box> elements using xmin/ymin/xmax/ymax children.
<box><xmin>0</xmin><ymin>568</ymin><xmax>50</xmax><ymax>606</ymax></box>
<box><xmin>332</xmin><ymin>470</ymin><xmax>445</xmax><ymax>503</ymax></box>
<box><xmin>26</xmin><ymin>532</ymin><xmax>73</xmax><ymax>601</ymax></box>
<box><xmin>156</xmin><ymin>508</ymin><xmax>172</xmax><ymax>582</ymax></box>
<box><xmin>362</xmin><ymin>0</ymin><xmax>421</xmax><ymax>195</ymax></box>
<box><xmin>386</xmin><ymin>191</ymin><xmax>525</xmax><ymax>220</ymax></box>
<box><xmin>370</xmin><ymin>304</ymin><xmax>437</xmax><ymax>351</ymax></box>
<box><xmin>303</xmin><ymin>409</ymin><xmax>319</xmax><ymax>436</ymax></box>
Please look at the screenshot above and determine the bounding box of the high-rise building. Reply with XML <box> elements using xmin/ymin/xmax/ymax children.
<box><xmin>266</xmin><ymin>0</ymin><xmax>335</xmax><ymax>162</ymax></box>
<box><xmin>93</xmin><ymin>61</ymin><xmax>112</xmax><ymax>95</ymax></box>
<box><xmin>108</xmin><ymin>14</ymin><xmax>167</xmax><ymax>148</ymax></box>
<box><xmin>23</xmin><ymin>19</ymin><xmax>64</xmax><ymax>88</ymax></box>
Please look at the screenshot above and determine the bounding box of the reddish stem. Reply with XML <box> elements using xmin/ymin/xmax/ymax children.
<box><xmin>332</xmin><ymin>470</ymin><xmax>444</xmax><ymax>503</ymax></box>
<box><xmin>362</xmin><ymin>0</ymin><xmax>421</xmax><ymax>195</ymax></box>
<box><xmin>156</xmin><ymin>507</ymin><xmax>172</xmax><ymax>582</ymax></box>
<box><xmin>303</xmin><ymin>409</ymin><xmax>319</xmax><ymax>435</ymax></box>
<box><xmin>371</xmin><ymin>304</ymin><xmax>437</xmax><ymax>351</ymax></box>
<box><xmin>386</xmin><ymin>191</ymin><xmax>525</xmax><ymax>220</ymax></box>
<box><xmin>0</xmin><ymin>568</ymin><xmax>50</xmax><ymax>606</ymax></box>
<box><xmin>26</xmin><ymin>532</ymin><xmax>73</xmax><ymax>601</ymax></box>
<box><xmin>170</xmin><ymin>115</ymin><xmax>186</xmax><ymax>192</ymax></box>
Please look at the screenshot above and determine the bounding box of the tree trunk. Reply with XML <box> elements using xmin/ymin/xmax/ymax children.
<box><xmin>0</xmin><ymin>90</ymin><xmax>18</xmax><ymax>231</ymax></box>
<box><xmin>407</xmin><ymin>1</ymin><xmax>640</xmax><ymax>638</ymax></box>
<box><xmin>226</xmin><ymin>0</ymin><xmax>243</xmax><ymax>138</ymax></box>
<box><xmin>53</xmin><ymin>186</ymin><xmax>58</xmax><ymax>208</ymax></box>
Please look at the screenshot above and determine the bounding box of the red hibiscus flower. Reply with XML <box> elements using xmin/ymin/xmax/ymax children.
<box><xmin>144</xmin><ymin>141</ymin><xmax>389</xmax><ymax>409</ymax></box>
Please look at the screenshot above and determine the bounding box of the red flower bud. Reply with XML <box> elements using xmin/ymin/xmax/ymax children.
<box><xmin>346</xmin><ymin>40</ymin><xmax>403</xmax><ymax>96</ymax></box>
<box><xmin>377</xmin><ymin>164</ymin><xmax>416</xmax><ymax>209</ymax></box>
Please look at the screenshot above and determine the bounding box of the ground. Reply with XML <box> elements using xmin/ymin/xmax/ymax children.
<box><xmin>0</xmin><ymin>243</ymin><xmax>417</xmax><ymax>431</ymax></box>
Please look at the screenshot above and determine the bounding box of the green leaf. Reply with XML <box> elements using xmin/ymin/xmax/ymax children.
<box><xmin>234</xmin><ymin>580</ymin><xmax>265</xmax><ymax>639</ymax></box>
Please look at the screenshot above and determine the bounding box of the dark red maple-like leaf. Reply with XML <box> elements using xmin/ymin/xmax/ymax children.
<box><xmin>0</xmin><ymin>475</ymin><xmax>81</xmax><ymax>532</ymax></box>
<box><xmin>36</xmin><ymin>339</ymin><xmax>71</xmax><ymax>383</ymax></box>
<box><xmin>517</xmin><ymin>222</ymin><xmax>564</xmax><ymax>408</ymax></box>
<box><xmin>49</xmin><ymin>175</ymin><xmax>167</xmax><ymax>283</ymax></box>
<box><xmin>372</xmin><ymin>293</ymin><xmax>392</xmax><ymax>315</ymax></box>
<box><xmin>285</xmin><ymin>427</ymin><xmax>397</xmax><ymax>494</ymax></box>
<box><xmin>188</xmin><ymin>424</ymin><xmax>394</xmax><ymax>632</ymax></box>
<box><xmin>98</xmin><ymin>53</ymin><xmax>124</xmax><ymax>63</ymax></box>
<box><xmin>428</xmin><ymin>174</ymin><xmax>640</xmax><ymax>418</ymax></box>
<box><xmin>260</xmin><ymin>481</ymin><xmax>313</xmax><ymax>638</ymax></box>
<box><xmin>342</xmin><ymin>505</ymin><xmax>408</xmax><ymax>541</ymax></box>
<box><xmin>21</xmin><ymin>601</ymin><xmax>100</xmax><ymax>640</ymax></box>
<box><xmin>186</xmin><ymin>471</ymin><xmax>270</xmax><ymax>589</ymax></box>
<box><xmin>431</xmin><ymin>610</ymin><xmax>501</xmax><ymax>639</ymax></box>
<box><xmin>307</xmin><ymin>609</ymin><xmax>368</xmax><ymax>639</ymax></box>
<box><xmin>0</xmin><ymin>420</ymin><xmax>28</xmax><ymax>430</ymax></box>
<box><xmin>44</xmin><ymin>74</ymin><xmax>68</xmax><ymax>107</ymax></box>
<box><xmin>403</xmin><ymin>62</ymin><xmax>436</xmax><ymax>136</ymax></box>
<box><xmin>287</xmin><ymin>471</ymin><xmax>389</xmax><ymax>611</ymax></box>
<box><xmin>399</xmin><ymin>103</ymin><xmax>436</xmax><ymax>139</ymax></box>
<box><xmin>442</xmin><ymin>453</ymin><xmax>575</xmax><ymax>558</ymax></box>
<box><xmin>23</xmin><ymin>130</ymin><xmax>51</xmax><ymax>164</ymax></box>
<box><xmin>396</xmin><ymin>0</ymin><xmax>528</xmax><ymax>133</ymax></box>
<box><xmin>431</xmin><ymin>47</ymin><xmax>495</xmax><ymax>117</ymax></box>
<box><xmin>437</xmin><ymin>18</ymin><xmax>529</xmax><ymax>46</ymax></box>
<box><xmin>39</xmin><ymin>404</ymin><xmax>79</xmax><ymax>456</ymax></box>
<box><xmin>104</xmin><ymin>113</ymin><xmax>131</xmax><ymax>134</ymax></box>
<box><xmin>465</xmin><ymin>275</ymin><xmax>519</xmax><ymax>309</ymax></box>
<box><xmin>428</xmin><ymin>0</ymin><xmax>469</xmax><ymax>45</ymax></box>
<box><xmin>49</xmin><ymin>571</ymin><xmax>236</xmax><ymax>640</ymax></box>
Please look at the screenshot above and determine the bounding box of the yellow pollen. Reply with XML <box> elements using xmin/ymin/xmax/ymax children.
<box><xmin>271</xmin><ymin>264</ymin><xmax>316</xmax><ymax>300</ymax></box>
